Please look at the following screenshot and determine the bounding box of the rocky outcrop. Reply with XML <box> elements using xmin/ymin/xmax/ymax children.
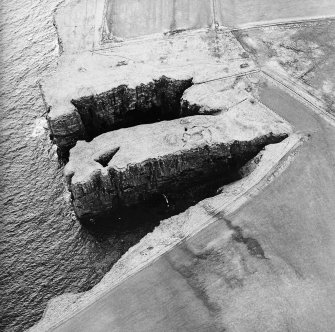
<box><xmin>41</xmin><ymin>29</ymin><xmax>258</xmax><ymax>154</ymax></box>
<box><xmin>71</xmin><ymin>76</ymin><xmax>192</xmax><ymax>141</ymax></box>
<box><xmin>46</xmin><ymin>74</ymin><xmax>193</xmax><ymax>154</ymax></box>
<box><xmin>65</xmin><ymin>100</ymin><xmax>292</xmax><ymax>220</ymax></box>
<box><xmin>47</xmin><ymin>108</ymin><xmax>85</xmax><ymax>153</ymax></box>
<box><xmin>60</xmin><ymin>73</ymin><xmax>261</xmax><ymax>148</ymax></box>
<box><xmin>181</xmin><ymin>74</ymin><xmax>261</xmax><ymax>115</ymax></box>
<box><xmin>30</xmin><ymin>131</ymin><xmax>305</xmax><ymax>332</ymax></box>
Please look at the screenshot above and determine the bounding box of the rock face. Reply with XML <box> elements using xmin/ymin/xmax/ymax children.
<box><xmin>42</xmin><ymin>29</ymin><xmax>258</xmax><ymax>154</ymax></box>
<box><xmin>181</xmin><ymin>74</ymin><xmax>260</xmax><ymax>115</ymax></box>
<box><xmin>65</xmin><ymin>100</ymin><xmax>292</xmax><ymax>219</ymax></box>
<box><xmin>44</xmin><ymin>0</ymin><xmax>335</xmax><ymax>154</ymax></box>
<box><xmin>71</xmin><ymin>76</ymin><xmax>192</xmax><ymax>141</ymax></box>
<box><xmin>46</xmin><ymin>74</ymin><xmax>194</xmax><ymax>154</ymax></box>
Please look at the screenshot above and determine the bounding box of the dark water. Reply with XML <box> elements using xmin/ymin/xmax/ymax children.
<box><xmin>0</xmin><ymin>2</ymin><xmax>241</xmax><ymax>330</ymax></box>
<box><xmin>0</xmin><ymin>1</ymin><xmax>156</xmax><ymax>331</ymax></box>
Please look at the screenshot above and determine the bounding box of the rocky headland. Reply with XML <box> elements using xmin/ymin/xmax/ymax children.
<box><xmin>42</xmin><ymin>28</ymin><xmax>258</xmax><ymax>154</ymax></box>
<box><xmin>65</xmin><ymin>101</ymin><xmax>291</xmax><ymax>219</ymax></box>
<box><xmin>30</xmin><ymin>0</ymin><xmax>335</xmax><ymax>331</ymax></box>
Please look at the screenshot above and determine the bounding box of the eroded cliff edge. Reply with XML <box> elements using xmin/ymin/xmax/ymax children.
<box><xmin>31</xmin><ymin>0</ymin><xmax>335</xmax><ymax>331</ymax></box>
<box><xmin>41</xmin><ymin>26</ymin><xmax>258</xmax><ymax>155</ymax></box>
<box><xmin>65</xmin><ymin>100</ymin><xmax>291</xmax><ymax>219</ymax></box>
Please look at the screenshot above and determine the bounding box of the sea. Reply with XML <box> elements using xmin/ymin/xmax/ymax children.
<box><xmin>0</xmin><ymin>1</ymin><xmax>161</xmax><ymax>330</ymax></box>
<box><xmin>0</xmin><ymin>2</ymin><xmax>238</xmax><ymax>330</ymax></box>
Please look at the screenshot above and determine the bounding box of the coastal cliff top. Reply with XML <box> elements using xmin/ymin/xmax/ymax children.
<box><xmin>65</xmin><ymin>99</ymin><xmax>292</xmax><ymax>186</ymax></box>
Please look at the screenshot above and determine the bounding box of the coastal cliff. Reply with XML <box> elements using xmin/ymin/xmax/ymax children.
<box><xmin>29</xmin><ymin>0</ymin><xmax>335</xmax><ymax>331</ymax></box>
<box><xmin>41</xmin><ymin>28</ymin><xmax>258</xmax><ymax>154</ymax></box>
<box><xmin>65</xmin><ymin>102</ymin><xmax>291</xmax><ymax>219</ymax></box>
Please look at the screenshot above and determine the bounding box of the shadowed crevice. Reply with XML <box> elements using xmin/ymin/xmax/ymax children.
<box><xmin>94</xmin><ymin>147</ymin><xmax>120</xmax><ymax>167</ymax></box>
<box><xmin>70</xmin><ymin>76</ymin><xmax>193</xmax><ymax>143</ymax></box>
